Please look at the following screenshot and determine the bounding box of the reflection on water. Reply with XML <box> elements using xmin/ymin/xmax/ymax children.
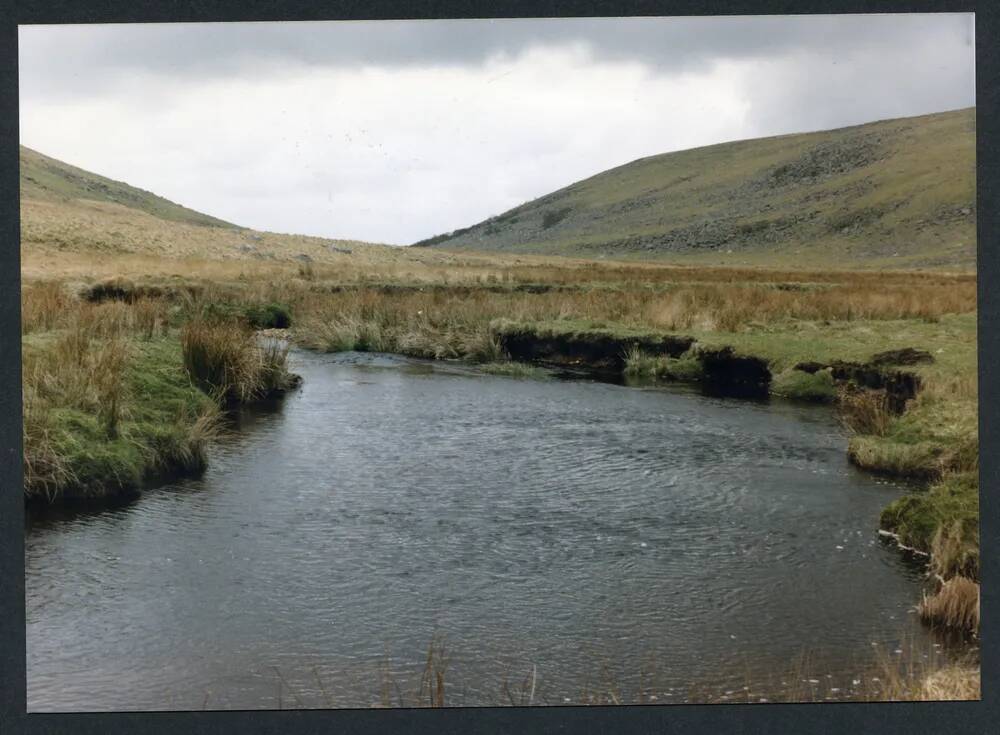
<box><xmin>26</xmin><ymin>350</ymin><xmax>949</xmax><ymax>710</ymax></box>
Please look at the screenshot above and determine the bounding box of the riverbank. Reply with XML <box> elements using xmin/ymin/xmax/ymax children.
<box><xmin>21</xmin><ymin>288</ymin><xmax>300</xmax><ymax>504</ymax></box>
<box><xmin>20</xmin><ymin>256</ymin><xmax>979</xmax><ymax>655</ymax></box>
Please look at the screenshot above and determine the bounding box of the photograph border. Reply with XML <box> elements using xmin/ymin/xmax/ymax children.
<box><xmin>0</xmin><ymin>1</ymin><xmax>994</xmax><ymax>733</ymax></box>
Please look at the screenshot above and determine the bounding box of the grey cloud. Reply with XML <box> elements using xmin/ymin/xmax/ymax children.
<box><xmin>20</xmin><ymin>14</ymin><xmax>973</xmax><ymax>95</ymax></box>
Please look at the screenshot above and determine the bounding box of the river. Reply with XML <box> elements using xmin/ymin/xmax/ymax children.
<box><xmin>25</xmin><ymin>349</ymin><xmax>948</xmax><ymax>710</ymax></box>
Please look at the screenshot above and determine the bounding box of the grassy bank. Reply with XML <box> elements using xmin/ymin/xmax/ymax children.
<box><xmin>22</xmin><ymin>287</ymin><xmax>298</xmax><ymax>503</ymax></box>
<box><xmin>21</xmin><ymin>256</ymin><xmax>979</xmax><ymax>638</ymax></box>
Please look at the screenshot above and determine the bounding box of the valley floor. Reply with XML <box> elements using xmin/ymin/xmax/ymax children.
<box><xmin>19</xmin><ymin>248</ymin><xmax>980</xmax><ymax>699</ymax></box>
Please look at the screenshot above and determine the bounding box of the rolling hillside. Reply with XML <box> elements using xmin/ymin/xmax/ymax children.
<box><xmin>20</xmin><ymin>146</ymin><xmax>236</xmax><ymax>228</ymax></box>
<box><xmin>18</xmin><ymin>145</ymin><xmax>400</xmax><ymax>268</ymax></box>
<box><xmin>414</xmin><ymin>108</ymin><xmax>976</xmax><ymax>269</ymax></box>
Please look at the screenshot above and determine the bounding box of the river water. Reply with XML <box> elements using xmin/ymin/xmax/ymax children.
<box><xmin>26</xmin><ymin>350</ymin><xmax>947</xmax><ymax>710</ymax></box>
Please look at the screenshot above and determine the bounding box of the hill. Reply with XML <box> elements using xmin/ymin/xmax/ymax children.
<box><xmin>18</xmin><ymin>145</ymin><xmax>399</xmax><ymax>269</ymax></box>
<box><xmin>413</xmin><ymin>108</ymin><xmax>976</xmax><ymax>270</ymax></box>
<box><xmin>20</xmin><ymin>146</ymin><xmax>236</xmax><ymax>228</ymax></box>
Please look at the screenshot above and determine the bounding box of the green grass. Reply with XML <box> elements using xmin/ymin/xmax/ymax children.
<box><xmin>624</xmin><ymin>349</ymin><xmax>704</xmax><ymax>382</ymax></box>
<box><xmin>476</xmin><ymin>361</ymin><xmax>550</xmax><ymax>379</ymax></box>
<box><xmin>30</xmin><ymin>337</ymin><xmax>219</xmax><ymax>501</ymax></box>
<box><xmin>771</xmin><ymin>368</ymin><xmax>837</xmax><ymax>402</ymax></box>
<box><xmin>880</xmin><ymin>472</ymin><xmax>979</xmax><ymax>579</ymax></box>
<box><xmin>688</xmin><ymin>313</ymin><xmax>976</xmax><ymax>376</ymax></box>
<box><xmin>690</xmin><ymin>314</ymin><xmax>977</xmax><ymax>479</ymax></box>
<box><xmin>419</xmin><ymin>108</ymin><xmax>975</xmax><ymax>270</ymax></box>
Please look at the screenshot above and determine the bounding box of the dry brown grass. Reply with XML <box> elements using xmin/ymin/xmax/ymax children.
<box><xmin>265</xmin><ymin>635</ymin><xmax>979</xmax><ymax>708</ymax></box>
<box><xmin>872</xmin><ymin>644</ymin><xmax>980</xmax><ymax>702</ymax></box>
<box><xmin>299</xmin><ymin>279</ymin><xmax>974</xmax><ymax>332</ymax></box>
<box><xmin>22</xmin><ymin>281</ymin><xmax>171</xmax><ymax>340</ymax></box>
<box><xmin>21</xmin><ymin>211</ymin><xmax>977</xmax><ymax>347</ymax></box>
<box><xmin>25</xmin><ymin>325</ymin><xmax>130</xmax><ymax>432</ymax></box>
<box><xmin>919</xmin><ymin>576</ymin><xmax>980</xmax><ymax>634</ymax></box>
<box><xmin>21</xmin><ymin>396</ymin><xmax>75</xmax><ymax>501</ymax></box>
<box><xmin>837</xmin><ymin>387</ymin><xmax>894</xmax><ymax>436</ymax></box>
<box><xmin>20</xmin><ymin>280</ymin><xmax>72</xmax><ymax>334</ymax></box>
<box><xmin>918</xmin><ymin>665</ymin><xmax>981</xmax><ymax>700</ymax></box>
<box><xmin>180</xmin><ymin>320</ymin><xmax>293</xmax><ymax>403</ymax></box>
<box><xmin>930</xmin><ymin>520</ymin><xmax>981</xmax><ymax>581</ymax></box>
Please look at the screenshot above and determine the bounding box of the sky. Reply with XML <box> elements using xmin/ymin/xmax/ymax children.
<box><xmin>19</xmin><ymin>15</ymin><xmax>975</xmax><ymax>245</ymax></box>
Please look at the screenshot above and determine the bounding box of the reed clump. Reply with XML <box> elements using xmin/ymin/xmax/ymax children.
<box><xmin>919</xmin><ymin>576</ymin><xmax>980</xmax><ymax>634</ymax></box>
<box><xmin>21</xmin><ymin>280</ymin><xmax>72</xmax><ymax>334</ymax></box>
<box><xmin>838</xmin><ymin>387</ymin><xmax>893</xmax><ymax>436</ymax></box>
<box><xmin>918</xmin><ymin>665</ymin><xmax>980</xmax><ymax>700</ymax></box>
<box><xmin>181</xmin><ymin>320</ymin><xmax>295</xmax><ymax>403</ymax></box>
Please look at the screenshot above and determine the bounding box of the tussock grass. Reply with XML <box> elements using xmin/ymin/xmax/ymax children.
<box><xmin>20</xmin><ymin>287</ymin><xmax>289</xmax><ymax>502</ymax></box>
<box><xmin>919</xmin><ymin>576</ymin><xmax>980</xmax><ymax>634</ymax></box>
<box><xmin>22</xmin><ymin>329</ymin><xmax>220</xmax><ymax>502</ymax></box>
<box><xmin>21</xmin><ymin>398</ymin><xmax>75</xmax><ymax>502</ymax></box>
<box><xmin>24</xmin><ymin>324</ymin><xmax>131</xmax><ymax>439</ymax></box>
<box><xmin>918</xmin><ymin>665</ymin><xmax>980</xmax><ymax>700</ymax></box>
<box><xmin>838</xmin><ymin>387</ymin><xmax>893</xmax><ymax>436</ymax></box>
<box><xmin>869</xmin><ymin>644</ymin><xmax>979</xmax><ymax>701</ymax></box>
<box><xmin>847</xmin><ymin>438</ymin><xmax>945</xmax><ymax>478</ymax></box>
<box><xmin>181</xmin><ymin>320</ymin><xmax>295</xmax><ymax>403</ymax></box>
<box><xmin>21</xmin><ymin>280</ymin><xmax>71</xmax><ymax>334</ymax></box>
<box><xmin>880</xmin><ymin>472</ymin><xmax>979</xmax><ymax>579</ymax></box>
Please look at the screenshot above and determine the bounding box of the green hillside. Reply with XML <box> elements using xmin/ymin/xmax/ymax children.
<box><xmin>19</xmin><ymin>145</ymin><xmax>236</xmax><ymax>229</ymax></box>
<box><xmin>415</xmin><ymin>108</ymin><xmax>976</xmax><ymax>269</ymax></box>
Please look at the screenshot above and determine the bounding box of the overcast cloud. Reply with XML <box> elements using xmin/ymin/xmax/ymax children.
<box><xmin>19</xmin><ymin>15</ymin><xmax>975</xmax><ymax>244</ymax></box>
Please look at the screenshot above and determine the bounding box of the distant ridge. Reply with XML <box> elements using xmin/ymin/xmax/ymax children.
<box><xmin>19</xmin><ymin>145</ymin><xmax>236</xmax><ymax>229</ymax></box>
<box><xmin>19</xmin><ymin>146</ymin><xmax>384</xmax><ymax>264</ymax></box>
<box><xmin>414</xmin><ymin>108</ymin><xmax>976</xmax><ymax>269</ymax></box>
